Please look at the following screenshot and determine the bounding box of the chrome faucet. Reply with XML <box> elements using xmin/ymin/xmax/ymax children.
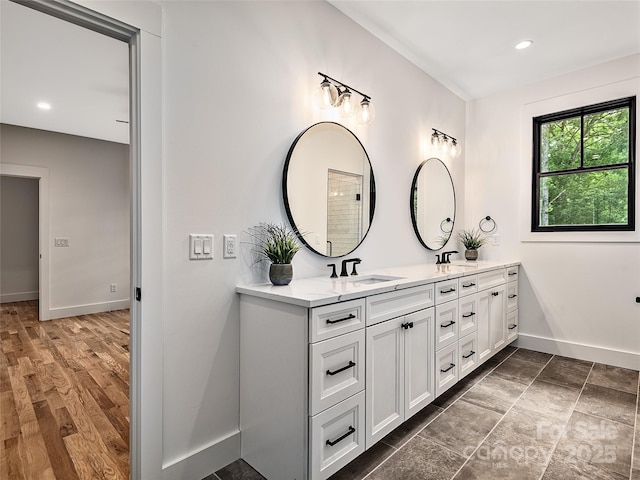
<box><xmin>340</xmin><ymin>258</ymin><xmax>361</xmax><ymax>276</ymax></box>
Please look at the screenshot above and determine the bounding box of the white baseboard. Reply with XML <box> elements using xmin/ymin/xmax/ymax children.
<box><xmin>516</xmin><ymin>333</ymin><xmax>640</xmax><ymax>371</ymax></box>
<box><xmin>1</xmin><ymin>291</ymin><xmax>39</xmax><ymax>303</ymax></box>
<box><xmin>162</xmin><ymin>429</ymin><xmax>240</xmax><ymax>480</ymax></box>
<box><xmin>48</xmin><ymin>299</ymin><xmax>130</xmax><ymax>320</ymax></box>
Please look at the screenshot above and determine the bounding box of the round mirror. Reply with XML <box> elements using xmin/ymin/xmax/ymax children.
<box><xmin>410</xmin><ymin>158</ymin><xmax>456</xmax><ymax>250</ymax></box>
<box><xmin>283</xmin><ymin>122</ymin><xmax>376</xmax><ymax>257</ymax></box>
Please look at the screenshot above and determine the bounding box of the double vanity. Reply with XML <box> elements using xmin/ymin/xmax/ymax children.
<box><xmin>238</xmin><ymin>260</ymin><xmax>520</xmax><ymax>480</ymax></box>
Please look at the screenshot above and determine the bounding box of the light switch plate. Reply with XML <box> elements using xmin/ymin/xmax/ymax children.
<box><xmin>189</xmin><ymin>234</ymin><xmax>214</xmax><ymax>260</ymax></box>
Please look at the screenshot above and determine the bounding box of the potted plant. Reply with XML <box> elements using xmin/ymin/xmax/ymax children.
<box><xmin>249</xmin><ymin>222</ymin><xmax>301</xmax><ymax>285</ymax></box>
<box><xmin>457</xmin><ymin>228</ymin><xmax>488</xmax><ymax>261</ymax></box>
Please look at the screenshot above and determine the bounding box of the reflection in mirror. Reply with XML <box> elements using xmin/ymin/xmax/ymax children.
<box><xmin>283</xmin><ymin>122</ymin><xmax>376</xmax><ymax>257</ymax></box>
<box><xmin>411</xmin><ymin>158</ymin><xmax>456</xmax><ymax>250</ymax></box>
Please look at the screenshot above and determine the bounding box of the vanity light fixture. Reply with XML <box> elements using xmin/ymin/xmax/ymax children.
<box><xmin>315</xmin><ymin>72</ymin><xmax>376</xmax><ymax>125</ymax></box>
<box><xmin>430</xmin><ymin>128</ymin><xmax>462</xmax><ymax>159</ymax></box>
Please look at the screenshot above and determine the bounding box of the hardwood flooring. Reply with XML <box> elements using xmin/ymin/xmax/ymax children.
<box><xmin>0</xmin><ymin>301</ymin><xmax>130</xmax><ymax>480</ymax></box>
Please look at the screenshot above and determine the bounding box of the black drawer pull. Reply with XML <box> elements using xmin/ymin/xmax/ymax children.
<box><xmin>491</xmin><ymin>292</ymin><xmax>499</xmax><ymax>297</ymax></box>
<box><xmin>462</xmin><ymin>312</ymin><xmax>475</xmax><ymax>318</ymax></box>
<box><xmin>462</xmin><ymin>282</ymin><xmax>476</xmax><ymax>288</ymax></box>
<box><xmin>440</xmin><ymin>288</ymin><xmax>456</xmax><ymax>294</ymax></box>
<box><xmin>508</xmin><ymin>294</ymin><xmax>518</xmax><ymax>299</ymax></box>
<box><xmin>440</xmin><ymin>320</ymin><xmax>456</xmax><ymax>328</ymax></box>
<box><xmin>440</xmin><ymin>363</ymin><xmax>455</xmax><ymax>373</ymax></box>
<box><xmin>326</xmin><ymin>313</ymin><xmax>355</xmax><ymax>325</ymax></box>
<box><xmin>401</xmin><ymin>321</ymin><xmax>414</xmax><ymax>330</ymax></box>
<box><xmin>326</xmin><ymin>426</ymin><xmax>355</xmax><ymax>446</ymax></box>
<box><xmin>327</xmin><ymin>361</ymin><xmax>356</xmax><ymax>376</ymax></box>
<box><xmin>462</xmin><ymin>350</ymin><xmax>476</xmax><ymax>359</ymax></box>
<box><xmin>508</xmin><ymin>324</ymin><xmax>518</xmax><ymax>330</ymax></box>
<box><xmin>508</xmin><ymin>272</ymin><xmax>517</xmax><ymax>276</ymax></box>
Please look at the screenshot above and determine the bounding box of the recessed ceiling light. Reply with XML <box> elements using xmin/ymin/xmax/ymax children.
<box><xmin>37</xmin><ymin>102</ymin><xmax>52</xmax><ymax>110</ymax></box>
<box><xmin>515</xmin><ymin>40</ymin><xmax>533</xmax><ymax>50</ymax></box>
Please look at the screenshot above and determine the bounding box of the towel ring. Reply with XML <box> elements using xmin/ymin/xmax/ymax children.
<box><xmin>440</xmin><ymin>217</ymin><xmax>453</xmax><ymax>233</ymax></box>
<box><xmin>479</xmin><ymin>216</ymin><xmax>496</xmax><ymax>233</ymax></box>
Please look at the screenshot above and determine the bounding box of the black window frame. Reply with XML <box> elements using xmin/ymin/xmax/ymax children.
<box><xmin>532</xmin><ymin>96</ymin><xmax>636</xmax><ymax>232</ymax></box>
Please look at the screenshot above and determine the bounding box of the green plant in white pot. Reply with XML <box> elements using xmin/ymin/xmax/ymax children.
<box><xmin>250</xmin><ymin>222</ymin><xmax>301</xmax><ymax>285</ymax></box>
<box><xmin>457</xmin><ymin>228</ymin><xmax>488</xmax><ymax>261</ymax></box>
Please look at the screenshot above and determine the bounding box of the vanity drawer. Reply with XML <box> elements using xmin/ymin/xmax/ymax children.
<box><xmin>310</xmin><ymin>298</ymin><xmax>365</xmax><ymax>343</ymax></box>
<box><xmin>310</xmin><ymin>391</ymin><xmax>365</xmax><ymax>480</ymax></box>
<box><xmin>459</xmin><ymin>274</ymin><xmax>478</xmax><ymax>297</ymax></box>
<box><xmin>477</xmin><ymin>268</ymin><xmax>507</xmax><ymax>291</ymax></box>
<box><xmin>458</xmin><ymin>332</ymin><xmax>478</xmax><ymax>379</ymax></box>
<box><xmin>506</xmin><ymin>282</ymin><xmax>518</xmax><ymax>313</ymax></box>
<box><xmin>435</xmin><ymin>278</ymin><xmax>459</xmax><ymax>304</ymax></box>
<box><xmin>310</xmin><ymin>330</ymin><xmax>365</xmax><ymax>416</ymax></box>
<box><xmin>506</xmin><ymin>310</ymin><xmax>519</xmax><ymax>343</ymax></box>
<box><xmin>435</xmin><ymin>300</ymin><xmax>458</xmax><ymax>350</ymax></box>
<box><xmin>366</xmin><ymin>284</ymin><xmax>434</xmax><ymax>326</ymax></box>
<box><xmin>458</xmin><ymin>293</ymin><xmax>478</xmax><ymax>337</ymax></box>
<box><xmin>507</xmin><ymin>266</ymin><xmax>519</xmax><ymax>283</ymax></box>
<box><xmin>435</xmin><ymin>343</ymin><xmax>458</xmax><ymax>398</ymax></box>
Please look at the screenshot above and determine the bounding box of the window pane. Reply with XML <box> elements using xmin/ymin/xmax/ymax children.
<box><xmin>583</xmin><ymin>107</ymin><xmax>629</xmax><ymax>168</ymax></box>
<box><xmin>539</xmin><ymin>169</ymin><xmax>628</xmax><ymax>226</ymax></box>
<box><xmin>540</xmin><ymin>117</ymin><xmax>581</xmax><ymax>172</ymax></box>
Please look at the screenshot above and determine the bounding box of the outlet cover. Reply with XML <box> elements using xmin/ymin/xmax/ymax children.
<box><xmin>223</xmin><ymin>234</ymin><xmax>237</xmax><ymax>259</ymax></box>
<box><xmin>54</xmin><ymin>237</ymin><xmax>70</xmax><ymax>247</ymax></box>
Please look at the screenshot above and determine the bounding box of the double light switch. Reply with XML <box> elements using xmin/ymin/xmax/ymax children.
<box><xmin>189</xmin><ymin>234</ymin><xmax>214</xmax><ymax>260</ymax></box>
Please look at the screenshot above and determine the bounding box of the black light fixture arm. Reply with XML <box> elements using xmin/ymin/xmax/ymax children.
<box><xmin>318</xmin><ymin>72</ymin><xmax>372</xmax><ymax>101</ymax></box>
<box><xmin>432</xmin><ymin>128</ymin><xmax>457</xmax><ymax>143</ymax></box>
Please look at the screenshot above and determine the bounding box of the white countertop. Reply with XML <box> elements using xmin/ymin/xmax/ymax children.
<box><xmin>236</xmin><ymin>260</ymin><xmax>520</xmax><ymax>308</ymax></box>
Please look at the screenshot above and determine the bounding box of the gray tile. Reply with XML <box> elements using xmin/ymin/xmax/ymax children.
<box><xmin>516</xmin><ymin>379</ymin><xmax>581</xmax><ymax>421</ymax></box>
<box><xmin>433</xmin><ymin>381</ymin><xmax>471</xmax><ymax>409</ymax></box>
<box><xmin>420</xmin><ymin>399</ymin><xmax>503</xmax><ymax>457</ymax></box>
<box><xmin>368</xmin><ymin>436</ymin><xmax>465</xmax><ymax>480</ymax></box>
<box><xmin>511</xmin><ymin>348</ymin><xmax>553</xmax><ymax>366</ymax></box>
<box><xmin>543</xmin><ymin>455</ymin><xmax>629</xmax><ymax>480</ymax></box>
<box><xmin>491</xmin><ymin>356</ymin><xmax>544</xmax><ymax>386</ymax></box>
<box><xmin>489</xmin><ymin>345</ymin><xmax>517</xmax><ymax>364</ymax></box>
<box><xmin>587</xmin><ymin>363</ymin><xmax>640</xmax><ymax>395</ymax></box>
<box><xmin>633</xmin><ymin>468</ymin><xmax>640</xmax><ymax>480</ymax></box>
<box><xmin>462</xmin><ymin>374</ymin><xmax>526</xmax><ymax>414</ymax></box>
<box><xmin>215</xmin><ymin>459</ymin><xmax>265</xmax><ymax>480</ymax></box>
<box><xmin>575</xmin><ymin>383</ymin><xmax>637</xmax><ymax>426</ymax></box>
<box><xmin>550</xmin><ymin>410</ymin><xmax>634</xmax><ymax>478</ymax></box>
<box><xmin>381</xmin><ymin>404</ymin><xmax>442</xmax><ymax>448</ymax></box>
<box><xmin>537</xmin><ymin>355</ymin><xmax>593</xmax><ymax>389</ymax></box>
<box><xmin>484</xmin><ymin>405</ymin><xmax>565</xmax><ymax>465</ymax></box>
<box><xmin>328</xmin><ymin>441</ymin><xmax>394</xmax><ymax>480</ymax></box>
<box><xmin>454</xmin><ymin>451</ymin><xmax>546</xmax><ymax>479</ymax></box>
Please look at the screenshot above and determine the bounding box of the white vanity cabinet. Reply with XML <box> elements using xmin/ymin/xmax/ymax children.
<box><xmin>364</xmin><ymin>284</ymin><xmax>435</xmax><ymax>448</ymax></box>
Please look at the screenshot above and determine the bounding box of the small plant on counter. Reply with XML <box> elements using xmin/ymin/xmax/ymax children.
<box><xmin>247</xmin><ymin>222</ymin><xmax>301</xmax><ymax>285</ymax></box>
<box><xmin>457</xmin><ymin>228</ymin><xmax>488</xmax><ymax>261</ymax></box>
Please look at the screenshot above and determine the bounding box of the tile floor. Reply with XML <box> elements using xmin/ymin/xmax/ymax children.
<box><xmin>206</xmin><ymin>347</ymin><xmax>640</xmax><ymax>480</ymax></box>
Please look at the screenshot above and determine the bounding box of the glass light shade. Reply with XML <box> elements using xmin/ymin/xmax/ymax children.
<box><xmin>430</xmin><ymin>132</ymin><xmax>442</xmax><ymax>155</ymax></box>
<box><xmin>338</xmin><ymin>90</ymin><xmax>356</xmax><ymax>118</ymax></box>
<box><xmin>450</xmin><ymin>140</ymin><xmax>462</xmax><ymax>158</ymax></box>
<box><xmin>358</xmin><ymin>98</ymin><xmax>376</xmax><ymax>125</ymax></box>
<box><xmin>314</xmin><ymin>79</ymin><xmax>338</xmax><ymax>109</ymax></box>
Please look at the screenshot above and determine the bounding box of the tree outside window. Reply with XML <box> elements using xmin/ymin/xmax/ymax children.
<box><xmin>532</xmin><ymin>97</ymin><xmax>636</xmax><ymax>232</ymax></box>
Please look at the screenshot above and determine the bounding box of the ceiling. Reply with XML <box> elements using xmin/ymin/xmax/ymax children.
<box><xmin>0</xmin><ymin>0</ymin><xmax>129</xmax><ymax>144</ymax></box>
<box><xmin>330</xmin><ymin>0</ymin><xmax>640</xmax><ymax>100</ymax></box>
<box><xmin>1</xmin><ymin>1</ymin><xmax>639</xmax><ymax>145</ymax></box>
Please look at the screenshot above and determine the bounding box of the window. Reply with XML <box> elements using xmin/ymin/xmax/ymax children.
<box><xmin>532</xmin><ymin>96</ymin><xmax>636</xmax><ymax>232</ymax></box>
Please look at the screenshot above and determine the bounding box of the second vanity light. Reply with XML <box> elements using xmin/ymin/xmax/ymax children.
<box><xmin>429</xmin><ymin>128</ymin><xmax>462</xmax><ymax>159</ymax></box>
<box><xmin>315</xmin><ymin>72</ymin><xmax>376</xmax><ymax>125</ymax></box>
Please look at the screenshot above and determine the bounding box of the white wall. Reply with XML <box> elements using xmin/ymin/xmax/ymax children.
<box><xmin>466</xmin><ymin>54</ymin><xmax>640</xmax><ymax>370</ymax></box>
<box><xmin>0</xmin><ymin>124</ymin><xmax>130</xmax><ymax>318</ymax></box>
<box><xmin>0</xmin><ymin>175</ymin><xmax>39</xmax><ymax>302</ymax></box>
<box><xmin>159</xmin><ymin>0</ymin><xmax>465</xmax><ymax>476</ymax></box>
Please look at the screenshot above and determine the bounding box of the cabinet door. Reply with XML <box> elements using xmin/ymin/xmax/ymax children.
<box><xmin>506</xmin><ymin>282</ymin><xmax>518</xmax><ymax>313</ymax></box>
<box><xmin>458</xmin><ymin>332</ymin><xmax>478</xmax><ymax>379</ymax></box>
<box><xmin>435</xmin><ymin>300</ymin><xmax>458</xmax><ymax>350</ymax></box>
<box><xmin>366</xmin><ymin>317</ymin><xmax>404</xmax><ymax>449</ymax></box>
<box><xmin>476</xmin><ymin>290</ymin><xmax>492</xmax><ymax>364</ymax></box>
<box><xmin>435</xmin><ymin>343</ymin><xmax>458</xmax><ymax>397</ymax></box>
<box><xmin>490</xmin><ymin>284</ymin><xmax>506</xmax><ymax>352</ymax></box>
<box><xmin>506</xmin><ymin>310</ymin><xmax>519</xmax><ymax>343</ymax></box>
<box><xmin>404</xmin><ymin>308</ymin><xmax>435</xmax><ymax>420</ymax></box>
<box><xmin>458</xmin><ymin>293</ymin><xmax>478</xmax><ymax>337</ymax></box>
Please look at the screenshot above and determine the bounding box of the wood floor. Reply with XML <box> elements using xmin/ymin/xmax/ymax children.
<box><xmin>0</xmin><ymin>300</ymin><xmax>130</xmax><ymax>480</ymax></box>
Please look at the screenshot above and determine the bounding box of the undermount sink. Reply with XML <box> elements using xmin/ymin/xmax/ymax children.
<box><xmin>342</xmin><ymin>274</ymin><xmax>405</xmax><ymax>285</ymax></box>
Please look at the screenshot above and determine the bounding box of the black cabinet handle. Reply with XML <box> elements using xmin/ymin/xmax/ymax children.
<box><xmin>440</xmin><ymin>321</ymin><xmax>456</xmax><ymax>328</ymax></box>
<box><xmin>326</xmin><ymin>361</ymin><xmax>356</xmax><ymax>376</ymax></box>
<box><xmin>401</xmin><ymin>321</ymin><xmax>414</xmax><ymax>330</ymax></box>
<box><xmin>508</xmin><ymin>324</ymin><xmax>518</xmax><ymax>330</ymax></box>
<box><xmin>440</xmin><ymin>288</ymin><xmax>456</xmax><ymax>294</ymax></box>
<box><xmin>508</xmin><ymin>294</ymin><xmax>518</xmax><ymax>299</ymax></box>
<box><xmin>440</xmin><ymin>363</ymin><xmax>455</xmax><ymax>373</ymax></box>
<box><xmin>326</xmin><ymin>313</ymin><xmax>355</xmax><ymax>325</ymax></box>
<box><xmin>508</xmin><ymin>272</ymin><xmax>517</xmax><ymax>276</ymax></box>
<box><xmin>636</xmin><ymin>297</ymin><xmax>639</xmax><ymax>303</ymax></box>
<box><xmin>462</xmin><ymin>312</ymin><xmax>475</xmax><ymax>318</ymax></box>
<box><xmin>462</xmin><ymin>350</ymin><xmax>476</xmax><ymax>359</ymax></box>
<box><xmin>326</xmin><ymin>426</ymin><xmax>355</xmax><ymax>446</ymax></box>
<box><xmin>462</xmin><ymin>282</ymin><xmax>476</xmax><ymax>288</ymax></box>
<box><xmin>491</xmin><ymin>292</ymin><xmax>499</xmax><ymax>297</ymax></box>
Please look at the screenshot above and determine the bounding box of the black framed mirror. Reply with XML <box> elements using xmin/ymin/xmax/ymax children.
<box><xmin>283</xmin><ymin>122</ymin><xmax>376</xmax><ymax>257</ymax></box>
<box><xmin>410</xmin><ymin>157</ymin><xmax>456</xmax><ymax>250</ymax></box>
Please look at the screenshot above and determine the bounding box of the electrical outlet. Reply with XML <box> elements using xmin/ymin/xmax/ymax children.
<box><xmin>223</xmin><ymin>234</ymin><xmax>237</xmax><ymax>259</ymax></box>
<box><xmin>54</xmin><ymin>237</ymin><xmax>70</xmax><ymax>247</ymax></box>
<box><xmin>110</xmin><ymin>283</ymin><xmax>117</xmax><ymax>293</ymax></box>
